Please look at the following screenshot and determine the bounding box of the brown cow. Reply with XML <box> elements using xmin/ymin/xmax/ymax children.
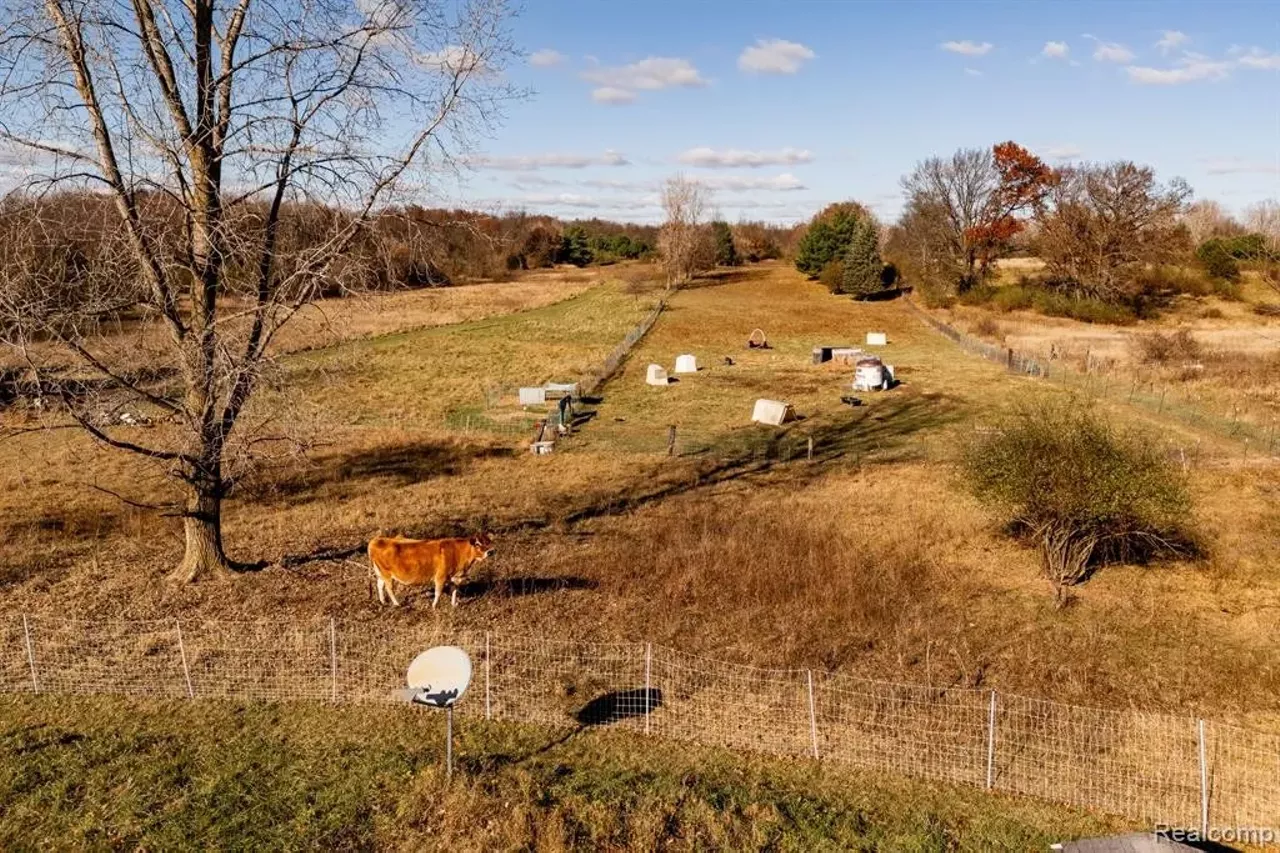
<box><xmin>367</xmin><ymin>533</ymin><xmax>495</xmax><ymax>608</ymax></box>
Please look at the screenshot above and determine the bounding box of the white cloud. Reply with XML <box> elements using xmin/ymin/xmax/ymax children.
<box><xmin>1202</xmin><ymin>158</ymin><xmax>1280</xmax><ymax>175</ymax></box>
<box><xmin>1125</xmin><ymin>54</ymin><xmax>1232</xmax><ymax>84</ymax></box>
<box><xmin>677</xmin><ymin>146</ymin><xmax>813</xmax><ymax>168</ymax></box>
<box><xmin>417</xmin><ymin>45</ymin><xmax>491</xmax><ymax>74</ymax></box>
<box><xmin>940</xmin><ymin>40</ymin><xmax>993</xmax><ymax>56</ymax></box>
<box><xmin>697</xmin><ymin>173</ymin><xmax>807</xmax><ymax>192</ymax></box>
<box><xmin>964</xmin><ymin>67</ymin><xmax>983</xmax><ymax>77</ymax></box>
<box><xmin>529</xmin><ymin>49</ymin><xmax>566</xmax><ymax>68</ymax></box>
<box><xmin>1155</xmin><ymin>30</ymin><xmax>1189</xmax><ymax>54</ymax></box>
<box><xmin>470</xmin><ymin>150</ymin><xmax>630</xmax><ymax>170</ymax></box>
<box><xmin>1083</xmin><ymin>35</ymin><xmax>1135</xmax><ymax>63</ymax></box>
<box><xmin>582</xmin><ymin>57</ymin><xmax>707</xmax><ymax>91</ymax></box>
<box><xmin>1042</xmin><ymin>41</ymin><xmax>1070</xmax><ymax>59</ymax></box>
<box><xmin>1237</xmin><ymin>47</ymin><xmax>1280</xmax><ymax>70</ymax></box>
<box><xmin>591</xmin><ymin>86</ymin><xmax>636</xmax><ymax>105</ymax></box>
<box><xmin>1042</xmin><ymin>145</ymin><xmax>1082</xmax><ymax>161</ymax></box>
<box><xmin>737</xmin><ymin>38</ymin><xmax>815</xmax><ymax>74</ymax></box>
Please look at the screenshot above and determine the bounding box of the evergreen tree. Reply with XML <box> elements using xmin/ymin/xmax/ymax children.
<box><xmin>794</xmin><ymin>202</ymin><xmax>872</xmax><ymax>277</ymax></box>
<box><xmin>711</xmin><ymin>221</ymin><xmax>739</xmax><ymax>266</ymax></box>
<box><xmin>557</xmin><ymin>226</ymin><xmax>593</xmax><ymax>266</ymax></box>
<box><xmin>842</xmin><ymin>219</ymin><xmax>884</xmax><ymax>297</ymax></box>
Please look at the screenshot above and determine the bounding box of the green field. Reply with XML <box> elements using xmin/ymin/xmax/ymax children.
<box><xmin>0</xmin><ymin>696</ymin><xmax>1122</xmax><ymax>850</ymax></box>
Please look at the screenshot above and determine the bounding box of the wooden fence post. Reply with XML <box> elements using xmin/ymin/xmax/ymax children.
<box><xmin>807</xmin><ymin>437</ymin><xmax>814</xmax><ymax>462</ymax></box>
<box><xmin>329</xmin><ymin>618</ymin><xmax>338</xmax><ymax>703</ymax></box>
<box><xmin>1198</xmin><ymin>719</ymin><xmax>1209</xmax><ymax>839</ymax></box>
<box><xmin>806</xmin><ymin>670</ymin><xmax>819</xmax><ymax>760</ymax></box>
<box><xmin>175</xmin><ymin>620</ymin><xmax>194</xmax><ymax>699</ymax></box>
<box><xmin>485</xmin><ymin>631</ymin><xmax>492</xmax><ymax>721</ymax></box>
<box><xmin>986</xmin><ymin>690</ymin><xmax>997</xmax><ymax>790</ymax></box>
<box><xmin>666</xmin><ymin>425</ymin><xmax>677</xmax><ymax>457</ymax></box>
<box><xmin>22</xmin><ymin>615</ymin><xmax>38</xmax><ymax>693</ymax></box>
<box><xmin>644</xmin><ymin>643</ymin><xmax>653</xmax><ymax>735</ymax></box>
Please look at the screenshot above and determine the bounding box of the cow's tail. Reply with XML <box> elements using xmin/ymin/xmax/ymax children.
<box><xmin>366</xmin><ymin>539</ymin><xmax>384</xmax><ymax>600</ymax></box>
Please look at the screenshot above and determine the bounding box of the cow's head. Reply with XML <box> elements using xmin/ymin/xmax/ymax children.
<box><xmin>469</xmin><ymin>532</ymin><xmax>495</xmax><ymax>561</ymax></box>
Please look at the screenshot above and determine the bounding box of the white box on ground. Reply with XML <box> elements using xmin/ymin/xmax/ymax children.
<box><xmin>674</xmin><ymin>354</ymin><xmax>698</xmax><ymax>374</ymax></box>
<box><xmin>751</xmin><ymin>398</ymin><xmax>793</xmax><ymax>426</ymax></box>
<box><xmin>646</xmin><ymin>364</ymin><xmax>669</xmax><ymax>386</ymax></box>
<box><xmin>518</xmin><ymin>387</ymin><xmax>546</xmax><ymax>405</ymax></box>
<box><xmin>866</xmin><ymin>332</ymin><xmax>888</xmax><ymax>346</ymax></box>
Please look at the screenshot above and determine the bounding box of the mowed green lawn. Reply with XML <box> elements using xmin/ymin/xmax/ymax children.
<box><xmin>0</xmin><ymin>696</ymin><xmax>1124</xmax><ymax>850</ymax></box>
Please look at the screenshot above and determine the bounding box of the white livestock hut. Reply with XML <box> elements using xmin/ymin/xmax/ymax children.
<box><xmin>674</xmin><ymin>354</ymin><xmax>699</xmax><ymax>374</ymax></box>
<box><xmin>518</xmin><ymin>387</ymin><xmax>546</xmax><ymax>406</ymax></box>
<box><xmin>866</xmin><ymin>331</ymin><xmax>888</xmax><ymax>346</ymax></box>
<box><xmin>853</xmin><ymin>357</ymin><xmax>895</xmax><ymax>392</ymax></box>
<box><xmin>751</xmin><ymin>398</ymin><xmax>794</xmax><ymax>426</ymax></box>
<box><xmin>646</xmin><ymin>364</ymin><xmax>669</xmax><ymax>386</ymax></box>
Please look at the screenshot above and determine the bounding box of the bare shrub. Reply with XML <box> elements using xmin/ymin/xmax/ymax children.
<box><xmin>973</xmin><ymin>316</ymin><xmax>1003</xmax><ymax>340</ymax></box>
<box><xmin>1253</xmin><ymin>303</ymin><xmax>1280</xmax><ymax>318</ymax></box>
<box><xmin>962</xmin><ymin>398</ymin><xmax>1198</xmax><ymax>600</ymax></box>
<box><xmin>1134</xmin><ymin>330</ymin><xmax>1201</xmax><ymax>365</ymax></box>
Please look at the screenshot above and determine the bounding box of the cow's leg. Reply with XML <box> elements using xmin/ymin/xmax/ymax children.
<box><xmin>375</xmin><ymin>574</ymin><xmax>386</xmax><ymax>605</ymax></box>
<box><xmin>451</xmin><ymin>586</ymin><xmax>459</xmax><ymax>607</ymax></box>
<box><xmin>432</xmin><ymin>577</ymin><xmax>443</xmax><ymax>609</ymax></box>
<box><xmin>387</xmin><ymin>579</ymin><xmax>401</xmax><ymax>607</ymax></box>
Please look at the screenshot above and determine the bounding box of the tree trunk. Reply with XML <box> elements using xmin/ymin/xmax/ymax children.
<box><xmin>173</xmin><ymin>483</ymin><xmax>230</xmax><ymax>582</ymax></box>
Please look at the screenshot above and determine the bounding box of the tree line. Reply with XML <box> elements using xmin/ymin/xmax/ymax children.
<box><xmin>880</xmin><ymin>142</ymin><xmax>1279</xmax><ymax>320</ymax></box>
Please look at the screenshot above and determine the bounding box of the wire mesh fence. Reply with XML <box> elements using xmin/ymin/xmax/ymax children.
<box><xmin>903</xmin><ymin>299</ymin><xmax>1280</xmax><ymax>459</ymax></box>
<box><xmin>2</xmin><ymin>615</ymin><xmax>1277</xmax><ymax>831</ymax></box>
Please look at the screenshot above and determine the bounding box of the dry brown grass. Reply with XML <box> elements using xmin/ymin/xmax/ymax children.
<box><xmin>2</xmin><ymin>261</ymin><xmax>1280</xmax><ymax>727</ymax></box>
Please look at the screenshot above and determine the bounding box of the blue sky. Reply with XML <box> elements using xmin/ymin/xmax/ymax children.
<box><xmin>451</xmin><ymin>0</ymin><xmax>1280</xmax><ymax>224</ymax></box>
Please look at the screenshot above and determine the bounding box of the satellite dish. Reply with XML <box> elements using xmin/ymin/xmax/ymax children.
<box><xmin>406</xmin><ymin>646</ymin><xmax>472</xmax><ymax>708</ymax></box>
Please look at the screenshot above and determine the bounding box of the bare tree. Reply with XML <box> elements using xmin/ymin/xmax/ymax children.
<box><xmin>0</xmin><ymin>0</ymin><xmax>521</xmax><ymax>580</ymax></box>
<box><xmin>1034</xmin><ymin>162</ymin><xmax>1191</xmax><ymax>301</ymax></box>
<box><xmin>1246</xmin><ymin>199</ymin><xmax>1280</xmax><ymax>252</ymax></box>
<box><xmin>658</xmin><ymin>174</ymin><xmax>713</xmax><ymax>286</ymax></box>
<box><xmin>1181</xmin><ymin>199</ymin><xmax>1240</xmax><ymax>245</ymax></box>
<box><xmin>898</xmin><ymin>142</ymin><xmax>1055</xmax><ymax>293</ymax></box>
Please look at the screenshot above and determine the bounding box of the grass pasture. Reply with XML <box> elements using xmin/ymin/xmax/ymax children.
<box><xmin>0</xmin><ymin>696</ymin><xmax>1125</xmax><ymax>850</ymax></box>
<box><xmin>2</xmin><ymin>261</ymin><xmax>1280</xmax><ymax>846</ymax></box>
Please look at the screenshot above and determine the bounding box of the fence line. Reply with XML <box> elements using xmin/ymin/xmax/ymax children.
<box><xmin>1</xmin><ymin>615</ymin><xmax>1276</xmax><ymax>830</ymax></box>
<box><xmin>902</xmin><ymin>297</ymin><xmax>1280</xmax><ymax>459</ymax></box>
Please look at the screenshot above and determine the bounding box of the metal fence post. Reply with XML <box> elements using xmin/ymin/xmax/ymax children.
<box><xmin>22</xmin><ymin>614</ymin><xmax>38</xmax><ymax>693</ymax></box>
<box><xmin>644</xmin><ymin>642</ymin><xmax>652</xmax><ymax>735</ymax></box>
<box><xmin>806</xmin><ymin>670</ymin><xmax>819</xmax><ymax>760</ymax></box>
<box><xmin>484</xmin><ymin>631</ymin><xmax>492</xmax><ymax>721</ymax></box>
<box><xmin>986</xmin><ymin>690</ymin><xmax>997</xmax><ymax>790</ymax></box>
<box><xmin>329</xmin><ymin>618</ymin><xmax>337</xmax><ymax>703</ymax></box>
<box><xmin>175</xmin><ymin>620</ymin><xmax>194</xmax><ymax>699</ymax></box>
<box><xmin>1198</xmin><ymin>719</ymin><xmax>1209</xmax><ymax>838</ymax></box>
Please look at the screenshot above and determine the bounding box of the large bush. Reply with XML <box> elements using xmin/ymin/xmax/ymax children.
<box><xmin>1196</xmin><ymin>238</ymin><xmax>1241</xmax><ymax>281</ymax></box>
<box><xmin>962</xmin><ymin>399</ymin><xmax>1197</xmax><ymax>599</ymax></box>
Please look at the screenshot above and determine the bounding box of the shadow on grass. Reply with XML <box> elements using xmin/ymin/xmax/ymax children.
<box><xmin>463</xmin><ymin>575</ymin><xmax>598</xmax><ymax>598</ymax></box>
<box><xmin>460</xmin><ymin>688</ymin><xmax>664</xmax><ymax>773</ymax></box>
<box><xmin>244</xmin><ymin>439</ymin><xmax>515</xmax><ymax>505</ymax></box>
<box><xmin>576</xmin><ymin>688</ymin><xmax>664</xmax><ymax>725</ymax></box>
<box><xmin>554</xmin><ymin>391</ymin><xmax>961</xmax><ymax>528</ymax></box>
<box><xmin>276</xmin><ymin>392</ymin><xmax>961</xmax><ymax>569</ymax></box>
